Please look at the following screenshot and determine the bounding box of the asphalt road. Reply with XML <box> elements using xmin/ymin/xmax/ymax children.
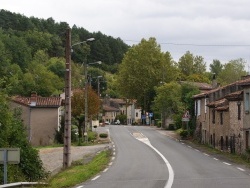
<box><xmin>74</xmin><ymin>125</ymin><xmax>250</xmax><ymax>188</ymax></box>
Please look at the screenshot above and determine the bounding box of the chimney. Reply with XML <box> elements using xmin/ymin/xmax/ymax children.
<box><xmin>212</xmin><ymin>74</ymin><xmax>218</xmax><ymax>88</ymax></box>
<box><xmin>30</xmin><ymin>91</ymin><xmax>37</xmax><ymax>106</ymax></box>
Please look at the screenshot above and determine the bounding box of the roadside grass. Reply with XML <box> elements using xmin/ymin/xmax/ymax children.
<box><xmin>41</xmin><ymin>149</ymin><xmax>111</xmax><ymax>188</ymax></box>
<box><xmin>186</xmin><ymin>139</ymin><xmax>250</xmax><ymax>168</ymax></box>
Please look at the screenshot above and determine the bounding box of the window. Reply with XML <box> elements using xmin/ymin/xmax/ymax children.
<box><xmin>196</xmin><ymin>100</ymin><xmax>201</xmax><ymax>116</ymax></box>
<box><xmin>136</xmin><ymin>112</ymin><xmax>138</xmax><ymax>117</ymax></box>
<box><xmin>220</xmin><ymin>112</ymin><xmax>223</xmax><ymax>125</ymax></box>
<box><xmin>237</xmin><ymin>102</ymin><xmax>241</xmax><ymax>120</ymax></box>
<box><xmin>212</xmin><ymin>109</ymin><xmax>215</xmax><ymax>124</ymax></box>
<box><xmin>245</xmin><ymin>92</ymin><xmax>250</xmax><ymax>113</ymax></box>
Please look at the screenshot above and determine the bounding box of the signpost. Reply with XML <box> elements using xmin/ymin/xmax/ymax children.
<box><xmin>0</xmin><ymin>148</ymin><xmax>20</xmax><ymax>184</ymax></box>
<box><xmin>182</xmin><ymin>110</ymin><xmax>190</xmax><ymax>135</ymax></box>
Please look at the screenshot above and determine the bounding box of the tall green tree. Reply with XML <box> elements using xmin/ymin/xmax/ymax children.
<box><xmin>178</xmin><ymin>51</ymin><xmax>206</xmax><ymax>79</ymax></box>
<box><xmin>217</xmin><ymin>58</ymin><xmax>247</xmax><ymax>85</ymax></box>
<box><xmin>153</xmin><ymin>82</ymin><xmax>183</xmax><ymax>116</ymax></box>
<box><xmin>117</xmin><ymin>37</ymin><xmax>163</xmax><ymax>112</ymax></box>
<box><xmin>209</xmin><ymin>59</ymin><xmax>223</xmax><ymax>77</ymax></box>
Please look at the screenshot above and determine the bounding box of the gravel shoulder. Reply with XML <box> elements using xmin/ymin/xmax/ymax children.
<box><xmin>39</xmin><ymin>144</ymin><xmax>111</xmax><ymax>175</ymax></box>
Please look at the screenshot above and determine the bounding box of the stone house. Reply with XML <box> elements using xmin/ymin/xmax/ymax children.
<box><xmin>10</xmin><ymin>92</ymin><xmax>62</xmax><ymax>146</ymax></box>
<box><xmin>193</xmin><ymin>76</ymin><xmax>250</xmax><ymax>154</ymax></box>
<box><xmin>102</xmin><ymin>97</ymin><xmax>141</xmax><ymax>124</ymax></box>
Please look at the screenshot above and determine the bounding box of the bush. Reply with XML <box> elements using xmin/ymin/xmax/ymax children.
<box><xmin>88</xmin><ymin>131</ymin><xmax>97</xmax><ymax>142</ymax></box>
<box><xmin>180</xmin><ymin>130</ymin><xmax>188</xmax><ymax>138</ymax></box>
<box><xmin>99</xmin><ymin>133</ymin><xmax>108</xmax><ymax>138</ymax></box>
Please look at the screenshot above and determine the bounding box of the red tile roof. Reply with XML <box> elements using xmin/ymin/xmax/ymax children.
<box><xmin>207</xmin><ymin>98</ymin><xmax>228</xmax><ymax>108</ymax></box>
<box><xmin>102</xmin><ymin>104</ymin><xmax>120</xmax><ymax>112</ymax></box>
<box><xmin>12</xmin><ymin>95</ymin><xmax>61</xmax><ymax>107</ymax></box>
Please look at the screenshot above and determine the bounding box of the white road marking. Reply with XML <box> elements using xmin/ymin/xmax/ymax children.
<box><xmin>109</xmin><ymin>162</ymin><xmax>113</xmax><ymax>166</ymax></box>
<box><xmin>76</xmin><ymin>186</ymin><xmax>84</xmax><ymax>188</ymax></box>
<box><xmin>195</xmin><ymin>149</ymin><xmax>200</xmax><ymax>152</ymax></box>
<box><xmin>213</xmin><ymin>158</ymin><xmax>219</xmax><ymax>160</ymax></box>
<box><xmin>103</xmin><ymin>168</ymin><xmax>109</xmax><ymax>172</ymax></box>
<box><xmin>237</xmin><ymin>167</ymin><xmax>245</xmax><ymax>171</ymax></box>
<box><xmin>223</xmin><ymin>162</ymin><xmax>231</xmax><ymax>166</ymax></box>
<box><xmin>134</xmin><ymin>133</ymin><xmax>174</xmax><ymax>188</ymax></box>
<box><xmin>92</xmin><ymin>175</ymin><xmax>100</xmax><ymax>181</ymax></box>
<box><xmin>188</xmin><ymin>146</ymin><xmax>192</xmax><ymax>148</ymax></box>
<box><xmin>203</xmin><ymin>153</ymin><xmax>210</xmax><ymax>156</ymax></box>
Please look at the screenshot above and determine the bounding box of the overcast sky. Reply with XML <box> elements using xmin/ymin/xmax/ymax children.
<box><xmin>2</xmin><ymin>0</ymin><xmax>250</xmax><ymax>70</ymax></box>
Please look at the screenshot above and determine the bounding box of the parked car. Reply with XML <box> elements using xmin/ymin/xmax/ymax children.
<box><xmin>114</xmin><ymin>120</ymin><xmax>120</xmax><ymax>125</ymax></box>
<box><xmin>104</xmin><ymin>121</ymin><xmax>110</xmax><ymax>125</ymax></box>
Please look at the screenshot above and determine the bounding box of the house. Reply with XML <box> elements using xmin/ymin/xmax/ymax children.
<box><xmin>193</xmin><ymin>76</ymin><xmax>250</xmax><ymax>154</ymax></box>
<box><xmin>10</xmin><ymin>92</ymin><xmax>62</xmax><ymax>146</ymax></box>
<box><xmin>102</xmin><ymin>97</ymin><xmax>141</xmax><ymax>125</ymax></box>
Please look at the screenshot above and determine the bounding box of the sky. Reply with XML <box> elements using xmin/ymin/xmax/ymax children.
<box><xmin>2</xmin><ymin>0</ymin><xmax>250</xmax><ymax>70</ymax></box>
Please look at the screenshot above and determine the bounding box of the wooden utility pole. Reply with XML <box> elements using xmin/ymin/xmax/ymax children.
<box><xmin>63</xmin><ymin>28</ymin><xmax>72</xmax><ymax>168</ymax></box>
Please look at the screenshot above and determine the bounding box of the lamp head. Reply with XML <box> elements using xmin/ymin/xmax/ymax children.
<box><xmin>87</xmin><ymin>38</ymin><xmax>95</xmax><ymax>42</ymax></box>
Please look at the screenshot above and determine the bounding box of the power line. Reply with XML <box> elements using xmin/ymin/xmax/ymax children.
<box><xmin>124</xmin><ymin>40</ymin><xmax>250</xmax><ymax>47</ymax></box>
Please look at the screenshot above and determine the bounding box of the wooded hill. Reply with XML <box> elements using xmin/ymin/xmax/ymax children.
<box><xmin>0</xmin><ymin>9</ymin><xmax>129</xmax><ymax>96</ymax></box>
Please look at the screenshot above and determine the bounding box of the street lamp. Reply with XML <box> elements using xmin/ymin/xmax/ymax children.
<box><xmin>84</xmin><ymin>61</ymin><xmax>102</xmax><ymax>142</ymax></box>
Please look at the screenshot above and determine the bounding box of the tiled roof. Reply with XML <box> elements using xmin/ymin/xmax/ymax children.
<box><xmin>12</xmin><ymin>96</ymin><xmax>61</xmax><ymax>107</ymax></box>
<box><xmin>224</xmin><ymin>90</ymin><xmax>243</xmax><ymax>101</ymax></box>
<box><xmin>216</xmin><ymin>105</ymin><xmax>229</xmax><ymax>111</ymax></box>
<box><xmin>207</xmin><ymin>98</ymin><xmax>228</xmax><ymax>108</ymax></box>
<box><xmin>103</xmin><ymin>104</ymin><xmax>120</xmax><ymax>112</ymax></box>
<box><xmin>110</xmin><ymin>98</ymin><xmax>127</xmax><ymax>105</ymax></box>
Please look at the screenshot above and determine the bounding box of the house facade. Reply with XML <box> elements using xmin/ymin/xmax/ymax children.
<box><xmin>10</xmin><ymin>92</ymin><xmax>62</xmax><ymax>146</ymax></box>
<box><xmin>102</xmin><ymin>97</ymin><xmax>141</xmax><ymax>125</ymax></box>
<box><xmin>193</xmin><ymin>76</ymin><xmax>250</xmax><ymax>154</ymax></box>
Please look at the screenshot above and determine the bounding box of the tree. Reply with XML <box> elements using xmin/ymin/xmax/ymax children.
<box><xmin>178</xmin><ymin>51</ymin><xmax>206</xmax><ymax>79</ymax></box>
<box><xmin>217</xmin><ymin>58</ymin><xmax>247</xmax><ymax>85</ymax></box>
<box><xmin>117</xmin><ymin>37</ymin><xmax>164</xmax><ymax>112</ymax></box>
<box><xmin>209</xmin><ymin>59</ymin><xmax>223</xmax><ymax>77</ymax></box>
<box><xmin>71</xmin><ymin>87</ymin><xmax>100</xmax><ymax>141</ymax></box>
<box><xmin>71</xmin><ymin>89</ymin><xmax>85</xmax><ymax>139</ymax></box>
<box><xmin>153</xmin><ymin>82</ymin><xmax>183</xmax><ymax>115</ymax></box>
<box><xmin>153</xmin><ymin>82</ymin><xmax>183</xmax><ymax>128</ymax></box>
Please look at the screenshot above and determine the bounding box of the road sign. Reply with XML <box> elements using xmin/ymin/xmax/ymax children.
<box><xmin>182</xmin><ymin>117</ymin><xmax>190</xmax><ymax>122</ymax></box>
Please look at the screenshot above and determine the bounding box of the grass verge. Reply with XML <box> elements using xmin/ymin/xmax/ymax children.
<box><xmin>41</xmin><ymin>149</ymin><xmax>111</xmax><ymax>188</ymax></box>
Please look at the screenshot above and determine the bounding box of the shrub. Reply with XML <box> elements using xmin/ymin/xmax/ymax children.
<box><xmin>88</xmin><ymin>131</ymin><xmax>97</xmax><ymax>142</ymax></box>
<box><xmin>99</xmin><ymin>133</ymin><xmax>108</xmax><ymax>138</ymax></box>
<box><xmin>180</xmin><ymin>130</ymin><xmax>188</xmax><ymax>138</ymax></box>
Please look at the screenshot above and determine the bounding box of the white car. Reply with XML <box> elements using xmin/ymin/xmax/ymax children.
<box><xmin>104</xmin><ymin>121</ymin><xmax>110</xmax><ymax>125</ymax></box>
<box><xmin>114</xmin><ymin>120</ymin><xmax>120</xmax><ymax>125</ymax></box>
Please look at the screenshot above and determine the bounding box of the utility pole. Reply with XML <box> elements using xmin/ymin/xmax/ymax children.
<box><xmin>63</xmin><ymin>28</ymin><xmax>72</xmax><ymax>168</ymax></box>
<box><xmin>84</xmin><ymin>62</ymin><xmax>88</xmax><ymax>142</ymax></box>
